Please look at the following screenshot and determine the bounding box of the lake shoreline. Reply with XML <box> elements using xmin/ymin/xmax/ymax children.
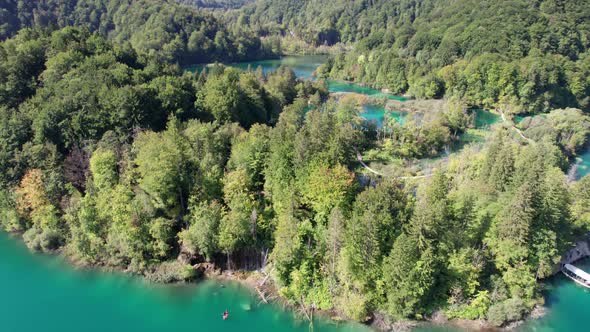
<box><xmin>43</xmin><ymin>236</ymin><xmax>548</xmax><ymax>332</ymax></box>
<box><xmin>149</xmin><ymin>266</ymin><xmax>548</xmax><ymax>332</ymax></box>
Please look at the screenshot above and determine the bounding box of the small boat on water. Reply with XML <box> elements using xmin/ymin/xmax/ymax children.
<box><xmin>223</xmin><ymin>310</ymin><xmax>229</xmax><ymax>320</ymax></box>
<box><xmin>563</xmin><ymin>264</ymin><xmax>590</xmax><ymax>288</ymax></box>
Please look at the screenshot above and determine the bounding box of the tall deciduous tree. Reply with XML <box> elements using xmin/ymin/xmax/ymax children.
<box><xmin>134</xmin><ymin>118</ymin><xmax>188</xmax><ymax>213</ymax></box>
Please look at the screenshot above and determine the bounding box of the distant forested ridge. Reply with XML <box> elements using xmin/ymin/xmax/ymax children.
<box><xmin>242</xmin><ymin>0</ymin><xmax>590</xmax><ymax>113</ymax></box>
<box><xmin>176</xmin><ymin>0</ymin><xmax>254</xmax><ymax>9</ymax></box>
<box><xmin>0</xmin><ymin>0</ymin><xmax>271</xmax><ymax>64</ymax></box>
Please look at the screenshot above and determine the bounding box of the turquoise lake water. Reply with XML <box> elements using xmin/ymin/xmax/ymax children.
<box><xmin>2</xmin><ymin>229</ymin><xmax>590</xmax><ymax>332</ymax></box>
<box><xmin>519</xmin><ymin>259</ymin><xmax>590</xmax><ymax>332</ymax></box>
<box><xmin>0</xmin><ymin>231</ymin><xmax>369</xmax><ymax>332</ymax></box>
<box><xmin>185</xmin><ymin>55</ymin><xmax>327</xmax><ymax>80</ymax></box>
<box><xmin>575</xmin><ymin>148</ymin><xmax>590</xmax><ymax>180</ymax></box>
<box><xmin>473</xmin><ymin>109</ymin><xmax>501</xmax><ymax>128</ymax></box>
<box><xmin>360</xmin><ymin>107</ymin><xmax>499</xmax><ymax>130</ymax></box>
<box><xmin>185</xmin><ymin>54</ymin><xmax>498</xmax><ymax>130</ymax></box>
<box><xmin>361</xmin><ymin>104</ymin><xmax>405</xmax><ymax>127</ymax></box>
<box><xmin>327</xmin><ymin>81</ymin><xmax>407</xmax><ymax>101</ymax></box>
<box><xmin>185</xmin><ymin>55</ymin><xmax>407</xmax><ymax>101</ymax></box>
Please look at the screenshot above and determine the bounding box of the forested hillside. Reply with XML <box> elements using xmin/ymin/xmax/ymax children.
<box><xmin>243</xmin><ymin>0</ymin><xmax>590</xmax><ymax>113</ymax></box>
<box><xmin>1</xmin><ymin>0</ymin><xmax>590</xmax><ymax>329</ymax></box>
<box><xmin>176</xmin><ymin>0</ymin><xmax>253</xmax><ymax>9</ymax></box>
<box><xmin>0</xmin><ymin>0</ymin><xmax>271</xmax><ymax>64</ymax></box>
<box><xmin>1</xmin><ymin>26</ymin><xmax>589</xmax><ymax>327</ymax></box>
<box><xmin>245</xmin><ymin>0</ymin><xmax>589</xmax><ymax>47</ymax></box>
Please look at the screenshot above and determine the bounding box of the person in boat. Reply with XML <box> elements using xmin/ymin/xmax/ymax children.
<box><xmin>223</xmin><ymin>309</ymin><xmax>229</xmax><ymax>320</ymax></box>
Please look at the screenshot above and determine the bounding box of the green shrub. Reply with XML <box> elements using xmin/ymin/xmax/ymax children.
<box><xmin>337</xmin><ymin>289</ymin><xmax>370</xmax><ymax>322</ymax></box>
<box><xmin>144</xmin><ymin>261</ymin><xmax>198</xmax><ymax>283</ymax></box>
<box><xmin>23</xmin><ymin>226</ymin><xmax>63</xmax><ymax>252</ymax></box>
<box><xmin>487</xmin><ymin>297</ymin><xmax>527</xmax><ymax>326</ymax></box>
<box><xmin>446</xmin><ymin>291</ymin><xmax>491</xmax><ymax>320</ymax></box>
<box><xmin>0</xmin><ymin>191</ymin><xmax>26</xmax><ymax>232</ymax></box>
<box><xmin>1</xmin><ymin>208</ymin><xmax>25</xmax><ymax>232</ymax></box>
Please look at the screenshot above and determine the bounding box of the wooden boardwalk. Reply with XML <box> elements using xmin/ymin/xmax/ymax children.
<box><xmin>354</xmin><ymin>148</ymin><xmax>433</xmax><ymax>180</ymax></box>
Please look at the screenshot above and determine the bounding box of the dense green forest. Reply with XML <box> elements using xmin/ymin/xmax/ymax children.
<box><xmin>176</xmin><ymin>0</ymin><xmax>253</xmax><ymax>9</ymax></box>
<box><xmin>240</xmin><ymin>0</ymin><xmax>590</xmax><ymax>113</ymax></box>
<box><xmin>0</xmin><ymin>0</ymin><xmax>272</xmax><ymax>64</ymax></box>
<box><xmin>1</xmin><ymin>0</ymin><xmax>590</xmax><ymax>329</ymax></box>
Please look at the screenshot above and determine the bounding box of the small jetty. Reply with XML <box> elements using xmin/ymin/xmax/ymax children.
<box><xmin>560</xmin><ymin>239</ymin><xmax>590</xmax><ymax>288</ymax></box>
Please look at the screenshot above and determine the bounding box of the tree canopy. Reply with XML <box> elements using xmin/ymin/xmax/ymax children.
<box><xmin>1</xmin><ymin>0</ymin><xmax>589</xmax><ymax>329</ymax></box>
